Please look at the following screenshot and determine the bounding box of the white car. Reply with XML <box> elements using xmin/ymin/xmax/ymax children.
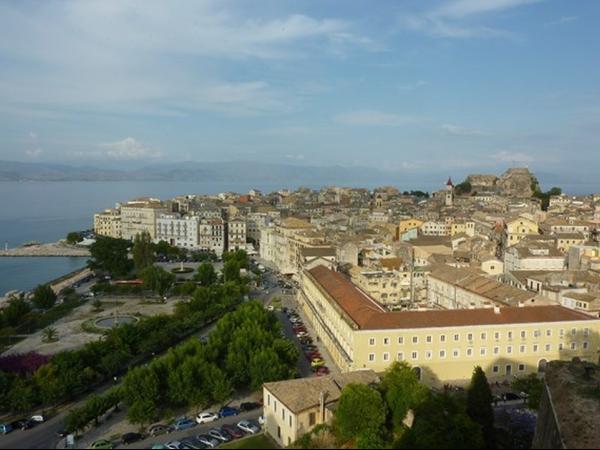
<box><xmin>30</xmin><ymin>415</ymin><xmax>45</xmax><ymax>423</ymax></box>
<box><xmin>165</xmin><ymin>441</ymin><xmax>183</xmax><ymax>449</ymax></box>
<box><xmin>196</xmin><ymin>412</ymin><xmax>219</xmax><ymax>424</ymax></box>
<box><xmin>237</xmin><ymin>420</ymin><xmax>260</xmax><ymax>435</ymax></box>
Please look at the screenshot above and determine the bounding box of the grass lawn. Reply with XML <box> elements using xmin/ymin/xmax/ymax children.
<box><xmin>221</xmin><ymin>433</ymin><xmax>279</xmax><ymax>449</ymax></box>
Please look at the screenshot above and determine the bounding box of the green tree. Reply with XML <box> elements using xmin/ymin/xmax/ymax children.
<box><xmin>141</xmin><ymin>266</ymin><xmax>176</xmax><ymax>298</ymax></box>
<box><xmin>222</xmin><ymin>260</ymin><xmax>241</xmax><ymax>283</ymax></box>
<box><xmin>132</xmin><ymin>231</ymin><xmax>155</xmax><ymax>274</ymax></box>
<box><xmin>66</xmin><ymin>231</ymin><xmax>83</xmax><ymax>245</ymax></box>
<box><xmin>398</xmin><ymin>392</ymin><xmax>484</xmax><ymax>449</ymax></box>
<box><xmin>0</xmin><ymin>296</ymin><xmax>31</xmax><ymax>327</ymax></box>
<box><xmin>7</xmin><ymin>377</ymin><xmax>37</xmax><ymax>413</ymax></box>
<box><xmin>467</xmin><ymin>366</ymin><xmax>496</xmax><ymax>449</ymax></box>
<box><xmin>512</xmin><ymin>374</ymin><xmax>543</xmax><ymax>410</ymax></box>
<box><xmin>335</xmin><ymin>383</ymin><xmax>386</xmax><ymax>444</ymax></box>
<box><xmin>42</xmin><ymin>326</ymin><xmax>58</xmax><ymax>342</ymax></box>
<box><xmin>195</xmin><ymin>263</ymin><xmax>218</xmax><ymax>286</ymax></box>
<box><xmin>32</xmin><ymin>284</ymin><xmax>57</xmax><ymax>310</ymax></box>
<box><xmin>88</xmin><ymin>236</ymin><xmax>132</xmax><ymax>276</ymax></box>
<box><xmin>380</xmin><ymin>362</ymin><xmax>428</xmax><ymax>433</ymax></box>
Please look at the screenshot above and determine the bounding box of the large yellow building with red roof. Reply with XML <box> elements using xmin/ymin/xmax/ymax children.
<box><xmin>299</xmin><ymin>265</ymin><xmax>600</xmax><ymax>386</ymax></box>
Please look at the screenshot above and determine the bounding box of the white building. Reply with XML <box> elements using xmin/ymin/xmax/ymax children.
<box><xmin>227</xmin><ymin>218</ymin><xmax>247</xmax><ymax>251</ymax></box>
<box><xmin>156</xmin><ymin>214</ymin><xmax>200</xmax><ymax>249</ymax></box>
<box><xmin>199</xmin><ymin>218</ymin><xmax>226</xmax><ymax>256</ymax></box>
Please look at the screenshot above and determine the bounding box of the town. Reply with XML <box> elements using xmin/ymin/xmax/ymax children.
<box><xmin>3</xmin><ymin>167</ymin><xmax>597</xmax><ymax>449</ymax></box>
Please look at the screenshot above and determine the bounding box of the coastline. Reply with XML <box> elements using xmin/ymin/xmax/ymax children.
<box><xmin>0</xmin><ymin>241</ymin><xmax>90</xmax><ymax>257</ymax></box>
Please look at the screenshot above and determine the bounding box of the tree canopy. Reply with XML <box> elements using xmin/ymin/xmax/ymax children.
<box><xmin>31</xmin><ymin>284</ymin><xmax>57</xmax><ymax>310</ymax></box>
<box><xmin>335</xmin><ymin>383</ymin><xmax>386</xmax><ymax>444</ymax></box>
<box><xmin>132</xmin><ymin>231</ymin><xmax>155</xmax><ymax>274</ymax></box>
<box><xmin>467</xmin><ymin>366</ymin><xmax>495</xmax><ymax>449</ymax></box>
<box><xmin>88</xmin><ymin>236</ymin><xmax>132</xmax><ymax>276</ymax></box>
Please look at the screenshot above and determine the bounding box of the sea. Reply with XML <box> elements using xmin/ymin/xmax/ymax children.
<box><xmin>0</xmin><ymin>179</ymin><xmax>598</xmax><ymax>296</ymax></box>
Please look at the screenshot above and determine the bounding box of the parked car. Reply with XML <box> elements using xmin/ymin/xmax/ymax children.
<box><xmin>196</xmin><ymin>412</ymin><xmax>219</xmax><ymax>424</ymax></box>
<box><xmin>237</xmin><ymin>420</ymin><xmax>260</xmax><ymax>435</ymax></box>
<box><xmin>30</xmin><ymin>415</ymin><xmax>46</xmax><ymax>423</ymax></box>
<box><xmin>90</xmin><ymin>440</ymin><xmax>115</xmax><ymax>449</ymax></box>
<box><xmin>0</xmin><ymin>424</ymin><xmax>13</xmax><ymax>435</ymax></box>
<box><xmin>165</xmin><ymin>441</ymin><xmax>184</xmax><ymax>450</ymax></box>
<box><xmin>316</xmin><ymin>366</ymin><xmax>330</xmax><ymax>376</ymax></box>
<box><xmin>218</xmin><ymin>406</ymin><xmax>240</xmax><ymax>418</ymax></box>
<box><xmin>56</xmin><ymin>429</ymin><xmax>69</xmax><ymax>438</ymax></box>
<box><xmin>208</xmin><ymin>427</ymin><xmax>232</xmax><ymax>442</ymax></box>
<box><xmin>239</xmin><ymin>401</ymin><xmax>262</xmax><ymax>412</ymax></box>
<box><xmin>311</xmin><ymin>358</ymin><xmax>325</xmax><ymax>368</ymax></box>
<box><xmin>173</xmin><ymin>417</ymin><xmax>197</xmax><ymax>431</ymax></box>
<box><xmin>13</xmin><ymin>418</ymin><xmax>35</xmax><ymax>430</ymax></box>
<box><xmin>151</xmin><ymin>445</ymin><xmax>167</xmax><ymax>450</ymax></box>
<box><xmin>180</xmin><ymin>438</ymin><xmax>205</xmax><ymax>449</ymax></box>
<box><xmin>121</xmin><ymin>432</ymin><xmax>143</xmax><ymax>445</ymax></box>
<box><xmin>196</xmin><ymin>434</ymin><xmax>220</xmax><ymax>448</ymax></box>
<box><xmin>148</xmin><ymin>424</ymin><xmax>173</xmax><ymax>436</ymax></box>
<box><xmin>221</xmin><ymin>423</ymin><xmax>244</xmax><ymax>439</ymax></box>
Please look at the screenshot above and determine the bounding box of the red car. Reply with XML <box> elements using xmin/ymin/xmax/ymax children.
<box><xmin>221</xmin><ymin>423</ymin><xmax>244</xmax><ymax>439</ymax></box>
<box><xmin>315</xmin><ymin>366</ymin><xmax>330</xmax><ymax>376</ymax></box>
<box><xmin>293</xmin><ymin>326</ymin><xmax>307</xmax><ymax>333</ymax></box>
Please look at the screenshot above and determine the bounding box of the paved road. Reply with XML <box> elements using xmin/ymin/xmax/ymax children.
<box><xmin>0</xmin><ymin>412</ymin><xmax>67</xmax><ymax>449</ymax></box>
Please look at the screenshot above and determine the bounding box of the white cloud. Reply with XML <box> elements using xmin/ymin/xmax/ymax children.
<box><xmin>545</xmin><ymin>16</ymin><xmax>577</xmax><ymax>26</ymax></box>
<box><xmin>334</xmin><ymin>110</ymin><xmax>420</xmax><ymax>127</ymax></box>
<box><xmin>25</xmin><ymin>148</ymin><xmax>43</xmax><ymax>158</ymax></box>
<box><xmin>98</xmin><ymin>138</ymin><xmax>162</xmax><ymax>160</ymax></box>
<box><xmin>492</xmin><ymin>151</ymin><xmax>534</xmax><ymax>164</ymax></box>
<box><xmin>442</xmin><ymin>124</ymin><xmax>487</xmax><ymax>136</ymax></box>
<box><xmin>398</xmin><ymin>0</ymin><xmax>541</xmax><ymax>39</ymax></box>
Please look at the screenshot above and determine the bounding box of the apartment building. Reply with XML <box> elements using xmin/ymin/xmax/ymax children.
<box><xmin>120</xmin><ymin>198</ymin><xmax>168</xmax><ymax>241</ymax></box>
<box><xmin>263</xmin><ymin>371</ymin><xmax>379</xmax><ymax>447</ymax></box>
<box><xmin>93</xmin><ymin>208</ymin><xmax>122</xmax><ymax>238</ymax></box>
<box><xmin>198</xmin><ymin>218</ymin><xmax>226</xmax><ymax>256</ymax></box>
<box><xmin>155</xmin><ymin>214</ymin><xmax>200</xmax><ymax>249</ymax></box>
<box><xmin>299</xmin><ymin>265</ymin><xmax>600</xmax><ymax>387</ymax></box>
<box><xmin>227</xmin><ymin>217</ymin><xmax>247</xmax><ymax>251</ymax></box>
<box><xmin>504</xmin><ymin>244</ymin><xmax>566</xmax><ymax>272</ymax></box>
<box><xmin>427</xmin><ymin>265</ymin><xmax>536</xmax><ymax>309</ymax></box>
<box><xmin>503</xmin><ymin>216</ymin><xmax>539</xmax><ymax>247</ymax></box>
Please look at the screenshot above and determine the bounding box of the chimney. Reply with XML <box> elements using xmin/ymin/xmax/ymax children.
<box><xmin>319</xmin><ymin>391</ymin><xmax>325</xmax><ymax>423</ymax></box>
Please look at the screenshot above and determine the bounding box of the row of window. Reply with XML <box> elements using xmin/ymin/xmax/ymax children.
<box><xmin>367</xmin><ymin>341</ymin><xmax>589</xmax><ymax>363</ymax></box>
<box><xmin>368</xmin><ymin>328</ymin><xmax>590</xmax><ymax>346</ymax></box>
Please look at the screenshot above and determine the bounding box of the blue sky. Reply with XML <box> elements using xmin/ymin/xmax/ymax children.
<box><xmin>0</xmin><ymin>0</ymin><xmax>599</xmax><ymax>178</ymax></box>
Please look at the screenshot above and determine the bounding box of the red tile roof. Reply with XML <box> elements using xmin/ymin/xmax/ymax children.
<box><xmin>306</xmin><ymin>265</ymin><xmax>598</xmax><ymax>331</ymax></box>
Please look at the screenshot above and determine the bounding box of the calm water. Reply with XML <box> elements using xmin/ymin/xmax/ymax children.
<box><xmin>0</xmin><ymin>179</ymin><xmax>598</xmax><ymax>296</ymax></box>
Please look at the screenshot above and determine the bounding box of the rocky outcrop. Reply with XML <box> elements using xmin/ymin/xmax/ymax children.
<box><xmin>498</xmin><ymin>168</ymin><xmax>535</xmax><ymax>197</ymax></box>
<box><xmin>466</xmin><ymin>174</ymin><xmax>499</xmax><ymax>192</ymax></box>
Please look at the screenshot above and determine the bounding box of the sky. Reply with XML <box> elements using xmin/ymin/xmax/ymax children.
<box><xmin>0</xmin><ymin>0</ymin><xmax>599</xmax><ymax>179</ymax></box>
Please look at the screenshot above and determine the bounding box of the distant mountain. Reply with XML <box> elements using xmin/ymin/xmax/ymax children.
<box><xmin>0</xmin><ymin>160</ymin><xmax>399</xmax><ymax>184</ymax></box>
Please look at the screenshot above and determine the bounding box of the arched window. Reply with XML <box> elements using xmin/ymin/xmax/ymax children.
<box><xmin>538</xmin><ymin>359</ymin><xmax>548</xmax><ymax>373</ymax></box>
<box><xmin>412</xmin><ymin>366</ymin><xmax>422</xmax><ymax>381</ymax></box>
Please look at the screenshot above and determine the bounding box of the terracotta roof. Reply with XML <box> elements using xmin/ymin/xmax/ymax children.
<box><xmin>307</xmin><ymin>265</ymin><xmax>598</xmax><ymax>331</ymax></box>
<box><xmin>263</xmin><ymin>370</ymin><xmax>379</xmax><ymax>414</ymax></box>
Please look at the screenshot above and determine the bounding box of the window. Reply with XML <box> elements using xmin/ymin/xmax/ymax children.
<box><xmin>466</xmin><ymin>348</ymin><xmax>473</xmax><ymax>357</ymax></box>
<box><xmin>508</xmin><ymin>331</ymin><xmax>513</xmax><ymax>340</ymax></box>
<box><xmin>480</xmin><ymin>347</ymin><xmax>487</xmax><ymax>356</ymax></box>
<box><xmin>289</xmin><ymin>416</ymin><xmax>292</xmax><ymax>427</ymax></box>
<box><xmin>282</xmin><ymin>409</ymin><xmax>285</xmax><ymax>420</ymax></box>
<box><xmin>494</xmin><ymin>332</ymin><xmax>500</xmax><ymax>340</ymax></box>
<box><xmin>493</xmin><ymin>365</ymin><xmax>499</xmax><ymax>373</ymax></box>
<box><xmin>571</xmin><ymin>328</ymin><xmax>577</xmax><ymax>336</ymax></box>
<box><xmin>383</xmin><ymin>352</ymin><xmax>390</xmax><ymax>361</ymax></box>
<box><xmin>267</xmin><ymin>394</ymin><xmax>271</xmax><ymax>407</ymax></box>
<box><xmin>426</xmin><ymin>335</ymin><xmax>432</xmax><ymax>343</ymax></box>
<box><xmin>584</xmin><ymin>328</ymin><xmax>590</xmax><ymax>337</ymax></box>
<box><xmin>583</xmin><ymin>341</ymin><xmax>589</xmax><ymax>350</ymax></box>
<box><xmin>533</xmin><ymin>344</ymin><xmax>539</xmax><ymax>352</ymax></box>
<box><xmin>274</xmin><ymin>401</ymin><xmax>277</xmax><ymax>413</ymax></box>
<box><xmin>369</xmin><ymin>338</ymin><xmax>375</xmax><ymax>346</ymax></box>
<box><xmin>454</xmin><ymin>334</ymin><xmax>460</xmax><ymax>342</ymax></box>
<box><xmin>383</xmin><ymin>337</ymin><xmax>390</xmax><ymax>345</ymax></box>
<box><xmin>309</xmin><ymin>412</ymin><xmax>316</xmax><ymax>426</ymax></box>
<box><xmin>560</xmin><ymin>329</ymin><xmax>565</xmax><ymax>337</ymax></box>
<box><xmin>439</xmin><ymin>350</ymin><xmax>447</xmax><ymax>358</ymax></box>
<box><xmin>545</xmin><ymin>344</ymin><xmax>551</xmax><ymax>351</ymax></box>
<box><xmin>481</xmin><ymin>332</ymin><xmax>487</xmax><ymax>340</ymax></box>
<box><xmin>534</xmin><ymin>330</ymin><xmax>541</xmax><ymax>338</ymax></box>
<box><xmin>520</xmin><ymin>345</ymin><xmax>526</xmax><ymax>353</ymax></box>
<box><xmin>397</xmin><ymin>352</ymin><xmax>404</xmax><ymax>361</ymax></box>
<box><xmin>494</xmin><ymin>346</ymin><xmax>500</xmax><ymax>355</ymax></box>
<box><xmin>369</xmin><ymin>353</ymin><xmax>375</xmax><ymax>362</ymax></box>
<box><xmin>467</xmin><ymin>333</ymin><xmax>473</xmax><ymax>341</ymax></box>
<box><xmin>411</xmin><ymin>351</ymin><xmax>418</xmax><ymax>360</ymax></box>
<box><xmin>571</xmin><ymin>342</ymin><xmax>577</xmax><ymax>350</ymax></box>
<box><xmin>559</xmin><ymin>343</ymin><xmax>564</xmax><ymax>351</ymax></box>
<box><xmin>412</xmin><ymin>336</ymin><xmax>419</xmax><ymax>344</ymax></box>
<box><xmin>425</xmin><ymin>351</ymin><xmax>432</xmax><ymax>360</ymax></box>
<box><xmin>453</xmin><ymin>349</ymin><xmax>460</xmax><ymax>358</ymax></box>
<box><xmin>398</xmin><ymin>336</ymin><xmax>404</xmax><ymax>345</ymax></box>
<box><xmin>507</xmin><ymin>346</ymin><xmax>513</xmax><ymax>354</ymax></box>
<box><xmin>546</xmin><ymin>329</ymin><xmax>552</xmax><ymax>337</ymax></box>
<box><xmin>520</xmin><ymin>330</ymin><xmax>526</xmax><ymax>339</ymax></box>
<box><xmin>518</xmin><ymin>364</ymin><xmax>526</xmax><ymax>372</ymax></box>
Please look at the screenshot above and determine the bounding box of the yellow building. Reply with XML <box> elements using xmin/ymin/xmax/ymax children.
<box><xmin>263</xmin><ymin>370</ymin><xmax>379</xmax><ymax>447</ymax></box>
<box><xmin>299</xmin><ymin>265</ymin><xmax>600</xmax><ymax>387</ymax></box>
<box><xmin>504</xmin><ymin>216</ymin><xmax>539</xmax><ymax>247</ymax></box>
<box><xmin>93</xmin><ymin>208</ymin><xmax>122</xmax><ymax>238</ymax></box>
<box><xmin>399</xmin><ymin>218</ymin><xmax>424</xmax><ymax>234</ymax></box>
<box><xmin>120</xmin><ymin>198</ymin><xmax>168</xmax><ymax>241</ymax></box>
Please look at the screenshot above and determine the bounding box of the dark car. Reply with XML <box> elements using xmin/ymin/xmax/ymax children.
<box><xmin>56</xmin><ymin>429</ymin><xmax>69</xmax><ymax>438</ymax></box>
<box><xmin>239</xmin><ymin>402</ymin><xmax>261</xmax><ymax>412</ymax></box>
<box><xmin>121</xmin><ymin>432</ymin><xmax>143</xmax><ymax>445</ymax></box>
<box><xmin>11</xmin><ymin>419</ymin><xmax>34</xmax><ymax>430</ymax></box>
<box><xmin>218</xmin><ymin>406</ymin><xmax>240</xmax><ymax>418</ymax></box>
<box><xmin>221</xmin><ymin>423</ymin><xmax>244</xmax><ymax>439</ymax></box>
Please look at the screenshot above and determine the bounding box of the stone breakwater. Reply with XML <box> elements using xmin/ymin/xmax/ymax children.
<box><xmin>0</xmin><ymin>241</ymin><xmax>90</xmax><ymax>257</ymax></box>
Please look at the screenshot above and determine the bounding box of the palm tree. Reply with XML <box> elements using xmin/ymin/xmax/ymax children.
<box><xmin>42</xmin><ymin>327</ymin><xmax>59</xmax><ymax>343</ymax></box>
